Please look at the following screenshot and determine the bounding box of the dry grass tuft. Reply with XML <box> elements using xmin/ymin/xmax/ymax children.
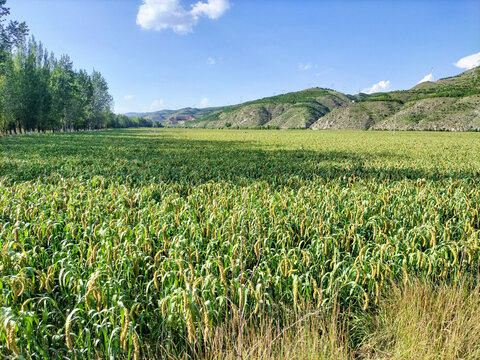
<box><xmin>202</xmin><ymin>303</ymin><xmax>350</xmax><ymax>360</ymax></box>
<box><xmin>360</xmin><ymin>279</ymin><xmax>480</xmax><ymax>360</ymax></box>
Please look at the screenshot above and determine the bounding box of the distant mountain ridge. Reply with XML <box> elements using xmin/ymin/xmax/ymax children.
<box><xmin>125</xmin><ymin>107</ymin><xmax>219</xmax><ymax>125</ymax></box>
<box><xmin>127</xmin><ymin>67</ymin><xmax>480</xmax><ymax>130</ymax></box>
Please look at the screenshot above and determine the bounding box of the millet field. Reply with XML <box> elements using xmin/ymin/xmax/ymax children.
<box><xmin>1</xmin><ymin>129</ymin><xmax>480</xmax><ymax>359</ymax></box>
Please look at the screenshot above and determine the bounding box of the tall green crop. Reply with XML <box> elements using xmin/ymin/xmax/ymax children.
<box><xmin>0</xmin><ymin>129</ymin><xmax>479</xmax><ymax>358</ymax></box>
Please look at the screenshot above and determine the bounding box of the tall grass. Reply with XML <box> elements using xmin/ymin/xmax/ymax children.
<box><xmin>360</xmin><ymin>279</ymin><xmax>480</xmax><ymax>360</ymax></box>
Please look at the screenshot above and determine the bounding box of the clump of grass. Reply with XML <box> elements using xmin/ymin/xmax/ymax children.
<box><xmin>198</xmin><ymin>301</ymin><xmax>351</xmax><ymax>360</ymax></box>
<box><xmin>360</xmin><ymin>279</ymin><xmax>480</xmax><ymax>360</ymax></box>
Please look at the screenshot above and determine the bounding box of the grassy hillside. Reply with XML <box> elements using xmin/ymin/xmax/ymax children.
<box><xmin>313</xmin><ymin>67</ymin><xmax>480</xmax><ymax>131</ymax></box>
<box><xmin>191</xmin><ymin>88</ymin><xmax>352</xmax><ymax>129</ymax></box>
<box><xmin>183</xmin><ymin>67</ymin><xmax>480</xmax><ymax>131</ymax></box>
<box><xmin>311</xmin><ymin>101</ymin><xmax>403</xmax><ymax>130</ymax></box>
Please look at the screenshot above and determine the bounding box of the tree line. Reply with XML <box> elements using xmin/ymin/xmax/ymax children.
<box><xmin>0</xmin><ymin>0</ymin><xmax>146</xmax><ymax>136</ymax></box>
<box><xmin>107</xmin><ymin>115</ymin><xmax>160</xmax><ymax>129</ymax></box>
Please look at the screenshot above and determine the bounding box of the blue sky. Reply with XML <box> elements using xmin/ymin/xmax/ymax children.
<box><xmin>9</xmin><ymin>0</ymin><xmax>480</xmax><ymax>114</ymax></box>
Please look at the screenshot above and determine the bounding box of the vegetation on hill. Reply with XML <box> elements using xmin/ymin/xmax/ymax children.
<box><xmin>184</xmin><ymin>68</ymin><xmax>480</xmax><ymax>131</ymax></box>
<box><xmin>314</xmin><ymin>67</ymin><xmax>480</xmax><ymax>131</ymax></box>
<box><xmin>192</xmin><ymin>88</ymin><xmax>351</xmax><ymax>129</ymax></box>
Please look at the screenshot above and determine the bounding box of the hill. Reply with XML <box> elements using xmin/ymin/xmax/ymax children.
<box><xmin>125</xmin><ymin>107</ymin><xmax>219</xmax><ymax>125</ymax></box>
<box><xmin>311</xmin><ymin>67</ymin><xmax>480</xmax><ymax>131</ymax></box>
<box><xmin>127</xmin><ymin>67</ymin><xmax>480</xmax><ymax>131</ymax></box>
<box><xmin>191</xmin><ymin>88</ymin><xmax>352</xmax><ymax>129</ymax></box>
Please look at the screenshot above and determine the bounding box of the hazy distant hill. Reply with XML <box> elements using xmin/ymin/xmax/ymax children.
<box><xmin>125</xmin><ymin>107</ymin><xmax>219</xmax><ymax>125</ymax></box>
<box><xmin>127</xmin><ymin>67</ymin><xmax>479</xmax><ymax>130</ymax></box>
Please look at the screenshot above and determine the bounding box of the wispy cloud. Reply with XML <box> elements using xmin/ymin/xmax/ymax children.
<box><xmin>137</xmin><ymin>0</ymin><xmax>230</xmax><ymax>34</ymax></box>
<box><xmin>124</xmin><ymin>95</ymin><xmax>135</xmax><ymax>101</ymax></box>
<box><xmin>207</xmin><ymin>57</ymin><xmax>216</xmax><ymax>65</ymax></box>
<box><xmin>149</xmin><ymin>99</ymin><xmax>165</xmax><ymax>111</ymax></box>
<box><xmin>454</xmin><ymin>51</ymin><xmax>480</xmax><ymax>70</ymax></box>
<box><xmin>315</xmin><ymin>67</ymin><xmax>333</xmax><ymax>77</ymax></box>
<box><xmin>298</xmin><ymin>63</ymin><xmax>312</xmax><ymax>71</ymax></box>
<box><xmin>362</xmin><ymin>80</ymin><xmax>390</xmax><ymax>94</ymax></box>
<box><xmin>417</xmin><ymin>72</ymin><xmax>434</xmax><ymax>84</ymax></box>
<box><xmin>200</xmin><ymin>97</ymin><xmax>210</xmax><ymax>107</ymax></box>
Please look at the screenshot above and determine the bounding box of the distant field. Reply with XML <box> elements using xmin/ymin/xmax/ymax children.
<box><xmin>1</xmin><ymin>129</ymin><xmax>479</xmax><ymax>358</ymax></box>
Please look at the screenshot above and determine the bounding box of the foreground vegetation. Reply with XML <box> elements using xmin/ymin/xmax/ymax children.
<box><xmin>1</xmin><ymin>129</ymin><xmax>479</xmax><ymax>359</ymax></box>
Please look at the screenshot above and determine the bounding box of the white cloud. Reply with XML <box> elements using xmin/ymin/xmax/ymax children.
<box><xmin>207</xmin><ymin>57</ymin><xmax>216</xmax><ymax>65</ymax></box>
<box><xmin>417</xmin><ymin>73</ymin><xmax>434</xmax><ymax>84</ymax></box>
<box><xmin>124</xmin><ymin>95</ymin><xmax>135</xmax><ymax>101</ymax></box>
<box><xmin>137</xmin><ymin>0</ymin><xmax>230</xmax><ymax>34</ymax></box>
<box><xmin>454</xmin><ymin>51</ymin><xmax>480</xmax><ymax>70</ymax></box>
<box><xmin>299</xmin><ymin>63</ymin><xmax>312</xmax><ymax>71</ymax></box>
<box><xmin>191</xmin><ymin>0</ymin><xmax>230</xmax><ymax>19</ymax></box>
<box><xmin>149</xmin><ymin>99</ymin><xmax>165</xmax><ymax>111</ymax></box>
<box><xmin>200</xmin><ymin>97</ymin><xmax>210</xmax><ymax>107</ymax></box>
<box><xmin>362</xmin><ymin>80</ymin><xmax>391</xmax><ymax>94</ymax></box>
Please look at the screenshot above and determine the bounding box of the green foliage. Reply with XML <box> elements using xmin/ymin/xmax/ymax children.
<box><xmin>107</xmin><ymin>115</ymin><xmax>158</xmax><ymax>128</ymax></box>
<box><xmin>0</xmin><ymin>1</ymin><xmax>115</xmax><ymax>134</ymax></box>
<box><xmin>0</xmin><ymin>129</ymin><xmax>479</xmax><ymax>358</ymax></box>
<box><xmin>361</xmin><ymin>93</ymin><xmax>404</xmax><ymax>103</ymax></box>
<box><xmin>129</xmin><ymin>107</ymin><xmax>220</xmax><ymax>124</ymax></box>
<box><xmin>0</xmin><ymin>0</ymin><xmax>28</xmax><ymax>56</ymax></box>
<box><xmin>252</xmin><ymin>88</ymin><xmax>333</xmax><ymax>104</ymax></box>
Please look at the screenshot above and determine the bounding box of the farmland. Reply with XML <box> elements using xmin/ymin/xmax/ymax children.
<box><xmin>1</xmin><ymin>129</ymin><xmax>480</xmax><ymax>359</ymax></box>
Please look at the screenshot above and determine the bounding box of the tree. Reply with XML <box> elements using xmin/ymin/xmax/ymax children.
<box><xmin>50</xmin><ymin>55</ymin><xmax>75</xmax><ymax>131</ymax></box>
<box><xmin>0</xmin><ymin>0</ymin><xmax>28</xmax><ymax>58</ymax></box>
<box><xmin>74</xmin><ymin>69</ymin><xmax>93</xmax><ymax>130</ymax></box>
<box><xmin>0</xmin><ymin>0</ymin><xmax>28</xmax><ymax>134</ymax></box>
<box><xmin>90</xmin><ymin>70</ymin><xmax>112</xmax><ymax>129</ymax></box>
<box><xmin>0</xmin><ymin>0</ymin><xmax>120</xmax><ymax>134</ymax></box>
<box><xmin>0</xmin><ymin>55</ymin><xmax>15</xmax><ymax>133</ymax></box>
<box><xmin>14</xmin><ymin>38</ymin><xmax>48</xmax><ymax>133</ymax></box>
